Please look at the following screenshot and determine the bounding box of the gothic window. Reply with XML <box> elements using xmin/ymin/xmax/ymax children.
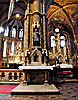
<box><xmin>11</xmin><ymin>28</ymin><xmax>16</xmax><ymax>38</ymax></box>
<box><xmin>3</xmin><ymin>41</ymin><xmax>7</xmax><ymax>57</ymax></box>
<box><xmin>4</xmin><ymin>27</ymin><xmax>9</xmax><ymax>36</ymax></box>
<box><xmin>51</xmin><ymin>36</ymin><xmax>56</xmax><ymax>47</ymax></box>
<box><xmin>55</xmin><ymin>28</ymin><xmax>60</xmax><ymax>33</ymax></box>
<box><xmin>60</xmin><ymin>36</ymin><xmax>65</xmax><ymax>47</ymax></box>
<box><xmin>19</xmin><ymin>29</ymin><xmax>23</xmax><ymax>38</ymax></box>
<box><xmin>11</xmin><ymin>41</ymin><xmax>14</xmax><ymax>53</ymax></box>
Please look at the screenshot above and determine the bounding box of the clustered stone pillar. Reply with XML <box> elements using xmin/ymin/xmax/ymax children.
<box><xmin>24</xmin><ymin>2</ymin><xmax>30</xmax><ymax>65</ymax></box>
<box><xmin>24</xmin><ymin>3</ymin><xmax>29</xmax><ymax>50</ymax></box>
<box><xmin>44</xmin><ymin>71</ymin><xmax>49</xmax><ymax>85</ymax></box>
<box><xmin>43</xmin><ymin>0</ymin><xmax>46</xmax><ymax>49</ymax></box>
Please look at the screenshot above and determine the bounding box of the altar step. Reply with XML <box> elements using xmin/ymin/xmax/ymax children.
<box><xmin>11</xmin><ymin>84</ymin><xmax>59</xmax><ymax>95</ymax></box>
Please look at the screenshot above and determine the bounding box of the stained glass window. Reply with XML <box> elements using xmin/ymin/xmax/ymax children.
<box><xmin>19</xmin><ymin>29</ymin><xmax>23</xmax><ymax>38</ymax></box>
<box><xmin>55</xmin><ymin>28</ymin><xmax>59</xmax><ymax>33</ymax></box>
<box><xmin>3</xmin><ymin>41</ymin><xmax>7</xmax><ymax>57</ymax></box>
<box><xmin>11</xmin><ymin>28</ymin><xmax>16</xmax><ymax>38</ymax></box>
<box><xmin>4</xmin><ymin>27</ymin><xmax>9</xmax><ymax>36</ymax></box>
<box><xmin>11</xmin><ymin>41</ymin><xmax>14</xmax><ymax>53</ymax></box>
<box><xmin>60</xmin><ymin>36</ymin><xmax>65</xmax><ymax>47</ymax></box>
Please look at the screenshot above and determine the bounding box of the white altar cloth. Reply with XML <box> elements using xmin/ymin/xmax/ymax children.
<box><xmin>60</xmin><ymin>64</ymin><xmax>73</xmax><ymax>68</ymax></box>
<box><xmin>19</xmin><ymin>66</ymin><xmax>53</xmax><ymax>70</ymax></box>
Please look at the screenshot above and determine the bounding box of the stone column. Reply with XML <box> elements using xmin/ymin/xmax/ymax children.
<box><xmin>30</xmin><ymin>15</ymin><xmax>33</xmax><ymax>57</ymax></box>
<box><xmin>43</xmin><ymin>0</ymin><xmax>46</xmax><ymax>49</ymax></box>
<box><xmin>23</xmin><ymin>72</ymin><xmax>27</xmax><ymax>86</ymax></box>
<box><xmin>22</xmin><ymin>72</ymin><xmax>24</xmax><ymax>80</ymax></box>
<box><xmin>42</xmin><ymin>0</ymin><xmax>48</xmax><ymax>64</ymax></box>
<box><xmin>12</xmin><ymin>72</ymin><xmax>14</xmax><ymax>81</ymax></box>
<box><xmin>44</xmin><ymin>71</ymin><xmax>49</xmax><ymax>85</ymax></box>
<box><xmin>17</xmin><ymin>72</ymin><xmax>20</xmax><ymax>81</ymax></box>
<box><xmin>24</xmin><ymin>2</ymin><xmax>30</xmax><ymax>65</ymax></box>
<box><xmin>4</xmin><ymin>72</ymin><xmax>9</xmax><ymax>81</ymax></box>
<box><xmin>27</xmin><ymin>72</ymin><xmax>30</xmax><ymax>83</ymax></box>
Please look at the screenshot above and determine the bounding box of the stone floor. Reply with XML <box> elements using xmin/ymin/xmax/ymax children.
<box><xmin>0</xmin><ymin>83</ymin><xmax>78</xmax><ymax>100</ymax></box>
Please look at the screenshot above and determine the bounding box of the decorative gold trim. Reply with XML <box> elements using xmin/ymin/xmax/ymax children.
<box><xmin>30</xmin><ymin>47</ymin><xmax>42</xmax><ymax>57</ymax></box>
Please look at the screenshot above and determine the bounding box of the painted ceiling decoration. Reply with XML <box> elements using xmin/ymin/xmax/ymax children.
<box><xmin>47</xmin><ymin>0</ymin><xmax>78</xmax><ymax>44</ymax></box>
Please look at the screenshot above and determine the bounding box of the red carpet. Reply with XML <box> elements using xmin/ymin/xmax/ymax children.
<box><xmin>0</xmin><ymin>85</ymin><xmax>17</xmax><ymax>94</ymax></box>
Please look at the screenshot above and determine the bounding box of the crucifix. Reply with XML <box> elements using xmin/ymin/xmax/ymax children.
<box><xmin>53</xmin><ymin>33</ymin><xmax>61</xmax><ymax>53</ymax></box>
<box><xmin>33</xmin><ymin>21</ymin><xmax>40</xmax><ymax>46</ymax></box>
<box><xmin>53</xmin><ymin>33</ymin><xmax>67</xmax><ymax>63</ymax></box>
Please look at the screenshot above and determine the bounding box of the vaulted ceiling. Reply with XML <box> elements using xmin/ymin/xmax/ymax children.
<box><xmin>0</xmin><ymin>0</ymin><xmax>10</xmax><ymax>24</ymax></box>
<box><xmin>47</xmin><ymin>0</ymin><xmax>78</xmax><ymax>43</ymax></box>
<box><xmin>0</xmin><ymin>0</ymin><xmax>27</xmax><ymax>26</ymax></box>
<box><xmin>0</xmin><ymin>0</ymin><xmax>51</xmax><ymax>25</ymax></box>
<box><xmin>0</xmin><ymin>0</ymin><xmax>78</xmax><ymax>38</ymax></box>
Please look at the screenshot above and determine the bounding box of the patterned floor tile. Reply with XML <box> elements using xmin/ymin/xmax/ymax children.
<box><xmin>0</xmin><ymin>83</ymin><xmax>78</xmax><ymax>100</ymax></box>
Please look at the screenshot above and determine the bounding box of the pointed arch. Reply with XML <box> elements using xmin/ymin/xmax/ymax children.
<box><xmin>47</xmin><ymin>2</ymin><xmax>77</xmax><ymax>44</ymax></box>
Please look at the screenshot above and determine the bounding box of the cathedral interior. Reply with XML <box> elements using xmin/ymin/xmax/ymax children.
<box><xmin>0</xmin><ymin>0</ymin><xmax>78</xmax><ymax>98</ymax></box>
<box><xmin>0</xmin><ymin>0</ymin><xmax>78</xmax><ymax>68</ymax></box>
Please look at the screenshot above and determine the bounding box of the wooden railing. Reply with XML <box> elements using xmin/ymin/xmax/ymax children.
<box><xmin>0</xmin><ymin>69</ymin><xmax>24</xmax><ymax>83</ymax></box>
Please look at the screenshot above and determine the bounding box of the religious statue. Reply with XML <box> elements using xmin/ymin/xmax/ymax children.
<box><xmin>33</xmin><ymin>21</ymin><xmax>40</xmax><ymax>46</ymax></box>
<box><xmin>57</xmin><ymin>52</ymin><xmax>63</xmax><ymax>64</ymax></box>
<box><xmin>33</xmin><ymin>29</ymin><xmax>39</xmax><ymax>41</ymax></box>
